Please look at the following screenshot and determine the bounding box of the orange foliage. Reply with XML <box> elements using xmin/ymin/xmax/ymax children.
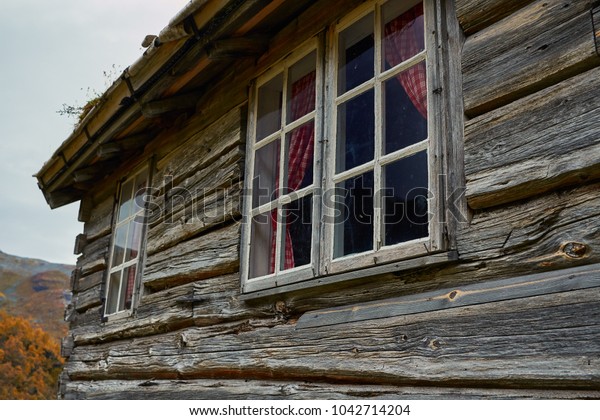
<box><xmin>0</xmin><ymin>311</ymin><xmax>64</xmax><ymax>399</ymax></box>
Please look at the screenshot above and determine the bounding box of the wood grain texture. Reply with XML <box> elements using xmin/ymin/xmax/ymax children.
<box><xmin>143</xmin><ymin>222</ymin><xmax>240</xmax><ymax>291</ymax></box>
<box><xmin>61</xmin><ymin>379</ymin><xmax>600</xmax><ymax>400</ymax></box>
<box><xmin>64</xmin><ymin>286</ymin><xmax>600</xmax><ymax>388</ymax></box>
<box><xmin>463</xmin><ymin>0</ymin><xmax>600</xmax><ymax>116</ymax></box>
<box><xmin>455</xmin><ymin>0</ymin><xmax>535</xmax><ymax>34</ymax></box>
<box><xmin>297</xmin><ymin>263</ymin><xmax>600</xmax><ymax>329</ymax></box>
<box><xmin>83</xmin><ymin>195</ymin><xmax>114</xmax><ymax>242</ymax></box>
<box><xmin>465</xmin><ymin>66</ymin><xmax>600</xmax><ymax>209</ymax></box>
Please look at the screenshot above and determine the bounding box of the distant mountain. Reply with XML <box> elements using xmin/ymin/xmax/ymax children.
<box><xmin>0</xmin><ymin>250</ymin><xmax>74</xmax><ymax>343</ymax></box>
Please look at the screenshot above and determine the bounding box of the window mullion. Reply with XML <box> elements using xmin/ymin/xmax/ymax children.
<box><xmin>373</xmin><ymin>4</ymin><xmax>383</xmax><ymax>252</ymax></box>
<box><xmin>274</xmin><ymin>66</ymin><xmax>290</xmax><ymax>275</ymax></box>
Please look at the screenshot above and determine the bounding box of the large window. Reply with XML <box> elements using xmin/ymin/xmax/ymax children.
<box><xmin>242</xmin><ymin>0</ymin><xmax>445</xmax><ymax>292</ymax></box>
<box><xmin>104</xmin><ymin>166</ymin><xmax>149</xmax><ymax>317</ymax></box>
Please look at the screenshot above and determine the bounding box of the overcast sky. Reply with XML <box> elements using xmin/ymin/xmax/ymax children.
<box><xmin>0</xmin><ymin>0</ymin><xmax>189</xmax><ymax>264</ymax></box>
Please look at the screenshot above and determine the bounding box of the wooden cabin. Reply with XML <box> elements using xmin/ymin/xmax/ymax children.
<box><xmin>37</xmin><ymin>0</ymin><xmax>600</xmax><ymax>399</ymax></box>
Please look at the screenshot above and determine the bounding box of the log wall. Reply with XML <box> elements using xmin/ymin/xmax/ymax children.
<box><xmin>60</xmin><ymin>0</ymin><xmax>600</xmax><ymax>399</ymax></box>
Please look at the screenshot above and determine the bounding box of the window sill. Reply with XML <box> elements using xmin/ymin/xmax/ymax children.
<box><xmin>241</xmin><ymin>250</ymin><xmax>458</xmax><ymax>300</ymax></box>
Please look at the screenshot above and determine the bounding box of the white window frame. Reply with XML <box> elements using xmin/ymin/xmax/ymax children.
<box><xmin>103</xmin><ymin>164</ymin><xmax>150</xmax><ymax>320</ymax></box>
<box><xmin>242</xmin><ymin>0</ymin><xmax>447</xmax><ymax>294</ymax></box>
<box><xmin>241</xmin><ymin>37</ymin><xmax>325</xmax><ymax>292</ymax></box>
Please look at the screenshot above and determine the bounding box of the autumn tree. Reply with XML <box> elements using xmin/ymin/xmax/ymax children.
<box><xmin>0</xmin><ymin>311</ymin><xmax>63</xmax><ymax>399</ymax></box>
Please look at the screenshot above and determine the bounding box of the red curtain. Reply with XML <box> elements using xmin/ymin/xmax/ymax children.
<box><xmin>270</xmin><ymin>70</ymin><xmax>316</xmax><ymax>272</ymax></box>
<box><xmin>384</xmin><ymin>2</ymin><xmax>427</xmax><ymax>119</ymax></box>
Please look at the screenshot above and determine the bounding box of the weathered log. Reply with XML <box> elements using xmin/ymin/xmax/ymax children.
<box><xmin>154</xmin><ymin>106</ymin><xmax>243</xmax><ymax>188</ymax></box>
<box><xmin>65</xmin><ymin>286</ymin><xmax>600</xmax><ymax>388</ymax></box>
<box><xmin>73</xmin><ymin>283</ymin><xmax>103</xmax><ymax>313</ymax></box>
<box><xmin>143</xmin><ymin>222</ymin><xmax>240</xmax><ymax>291</ymax></box>
<box><xmin>459</xmin><ymin>182</ymin><xmax>600</xmax><ymax>259</ymax></box>
<box><xmin>71</xmin><ymin>281</ymin><xmax>196</xmax><ymax>345</ymax></box>
<box><xmin>61</xmin><ymin>378</ymin><xmax>600</xmax><ymax>400</ymax></box>
<box><xmin>455</xmin><ymin>0</ymin><xmax>536</xmax><ymax>35</ymax></box>
<box><xmin>463</xmin><ymin>0</ymin><xmax>600</xmax><ymax>116</ymax></box>
<box><xmin>465</xmin><ymin>66</ymin><xmax>600</xmax><ymax>209</ymax></box>
<box><xmin>74</xmin><ymin>270</ymin><xmax>104</xmax><ymax>293</ymax></box>
<box><xmin>147</xmin><ymin>182</ymin><xmax>242</xmax><ymax>257</ymax></box>
<box><xmin>83</xmin><ymin>194</ymin><xmax>114</xmax><ymax>242</ymax></box>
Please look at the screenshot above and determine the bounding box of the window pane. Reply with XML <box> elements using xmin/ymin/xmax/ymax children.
<box><xmin>284</xmin><ymin>121</ymin><xmax>314</xmax><ymax>194</ymax></box>
<box><xmin>383</xmin><ymin>63</ymin><xmax>427</xmax><ymax>154</ymax></box>
<box><xmin>383</xmin><ymin>1</ymin><xmax>424</xmax><ymax>71</ymax></box>
<box><xmin>122</xmin><ymin>264</ymin><xmax>137</xmax><ymax>311</ymax></box>
<box><xmin>133</xmin><ymin>169</ymin><xmax>149</xmax><ymax>216</ymax></box>
<box><xmin>256</xmin><ymin>73</ymin><xmax>283</xmax><ymax>141</ymax></box>
<box><xmin>252</xmin><ymin>139</ymin><xmax>280</xmax><ymax>208</ymax></box>
<box><xmin>334</xmin><ymin>171</ymin><xmax>374</xmax><ymax>258</ymax></box>
<box><xmin>383</xmin><ymin>151</ymin><xmax>429</xmax><ymax>246</ymax></box>
<box><xmin>111</xmin><ymin>224</ymin><xmax>127</xmax><ymax>267</ymax></box>
<box><xmin>117</xmin><ymin>179</ymin><xmax>134</xmax><ymax>223</ymax></box>
<box><xmin>338</xmin><ymin>13</ymin><xmax>374</xmax><ymax>95</ymax></box>
<box><xmin>336</xmin><ymin>89</ymin><xmax>374</xmax><ymax>173</ymax></box>
<box><xmin>249</xmin><ymin>211</ymin><xmax>276</xmax><ymax>279</ymax></box>
<box><xmin>106</xmin><ymin>271</ymin><xmax>122</xmax><ymax>315</ymax></box>
<box><xmin>282</xmin><ymin>195</ymin><xmax>312</xmax><ymax>270</ymax></box>
<box><xmin>125</xmin><ymin>219</ymin><xmax>143</xmax><ymax>262</ymax></box>
<box><xmin>287</xmin><ymin>51</ymin><xmax>316</xmax><ymax>124</ymax></box>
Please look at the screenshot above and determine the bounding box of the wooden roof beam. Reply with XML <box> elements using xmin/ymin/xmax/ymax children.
<box><xmin>207</xmin><ymin>35</ymin><xmax>269</xmax><ymax>59</ymax></box>
<box><xmin>96</xmin><ymin>132</ymin><xmax>154</xmax><ymax>159</ymax></box>
<box><xmin>141</xmin><ymin>92</ymin><xmax>199</xmax><ymax>118</ymax></box>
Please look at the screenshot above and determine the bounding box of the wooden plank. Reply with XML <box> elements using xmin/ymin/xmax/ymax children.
<box><xmin>458</xmin><ymin>182</ymin><xmax>600</xmax><ymax>259</ymax></box>
<box><xmin>143</xmin><ymin>222</ymin><xmax>240</xmax><ymax>291</ymax></box>
<box><xmin>297</xmin><ymin>262</ymin><xmax>600</xmax><ymax>329</ymax></box>
<box><xmin>455</xmin><ymin>0</ymin><xmax>536</xmax><ymax>35</ymax></box>
<box><xmin>61</xmin><ymin>335</ymin><xmax>74</xmax><ymax>359</ymax></box>
<box><xmin>71</xmin><ymin>281</ymin><xmax>196</xmax><ymax>345</ymax></box>
<box><xmin>61</xmin><ymin>379</ymin><xmax>600</xmax><ymax>400</ymax></box>
<box><xmin>65</xmin><ymin>287</ymin><xmax>600</xmax><ymax>387</ymax></box>
<box><xmin>463</xmin><ymin>0</ymin><xmax>600</xmax><ymax>117</ymax></box>
<box><xmin>465</xmin><ymin>66</ymin><xmax>600</xmax><ymax>209</ymax></box>
<box><xmin>147</xmin><ymin>181</ymin><xmax>242</xmax><ymax>256</ymax></box>
<box><xmin>78</xmin><ymin>257</ymin><xmax>106</xmax><ymax>277</ymax></box>
<box><xmin>83</xmin><ymin>194</ymin><xmax>114</xmax><ymax>242</ymax></box>
<box><xmin>73</xmin><ymin>284</ymin><xmax>103</xmax><ymax>313</ymax></box>
<box><xmin>78</xmin><ymin>196</ymin><xmax>93</xmax><ymax>222</ymax></box>
<box><xmin>141</xmin><ymin>92</ymin><xmax>200</xmax><ymax>118</ymax></box>
<box><xmin>147</xmin><ymin>144</ymin><xmax>244</xmax><ymax>255</ymax></box>
<box><xmin>207</xmin><ymin>36</ymin><xmax>269</xmax><ymax>59</ymax></box>
<box><xmin>73</xmin><ymin>234</ymin><xmax>87</xmax><ymax>255</ymax></box>
<box><xmin>74</xmin><ymin>270</ymin><xmax>104</xmax><ymax>293</ymax></box>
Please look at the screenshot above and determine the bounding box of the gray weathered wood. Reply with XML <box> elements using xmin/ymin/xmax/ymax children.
<box><xmin>73</xmin><ymin>234</ymin><xmax>87</xmax><ymax>255</ymax></box>
<box><xmin>61</xmin><ymin>379</ymin><xmax>600</xmax><ymax>400</ymax></box>
<box><xmin>83</xmin><ymin>194</ymin><xmax>114</xmax><ymax>242</ymax></box>
<box><xmin>141</xmin><ymin>92</ymin><xmax>200</xmax><ymax>118</ymax></box>
<box><xmin>143</xmin><ymin>222</ymin><xmax>240</xmax><ymax>291</ymax></box>
<box><xmin>73</xmin><ymin>283</ymin><xmax>103</xmax><ymax>313</ymax></box>
<box><xmin>463</xmin><ymin>0</ymin><xmax>600</xmax><ymax>116</ymax></box>
<box><xmin>297</xmin><ymin>262</ymin><xmax>600</xmax><ymax>329</ymax></box>
<box><xmin>455</xmin><ymin>0</ymin><xmax>535</xmax><ymax>34</ymax></box>
<box><xmin>465</xmin><ymin>66</ymin><xmax>600</xmax><ymax>209</ymax></box>
<box><xmin>61</xmin><ymin>335</ymin><xmax>75</xmax><ymax>359</ymax></box>
<box><xmin>74</xmin><ymin>270</ymin><xmax>104</xmax><ymax>293</ymax></box>
<box><xmin>65</xmin><ymin>286</ymin><xmax>600</xmax><ymax>388</ymax></box>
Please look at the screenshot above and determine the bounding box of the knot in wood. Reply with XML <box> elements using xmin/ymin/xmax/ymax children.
<box><xmin>561</xmin><ymin>242</ymin><xmax>588</xmax><ymax>259</ymax></box>
<box><xmin>274</xmin><ymin>300</ymin><xmax>288</xmax><ymax>314</ymax></box>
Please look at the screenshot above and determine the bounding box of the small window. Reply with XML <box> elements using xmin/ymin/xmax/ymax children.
<box><xmin>104</xmin><ymin>166</ymin><xmax>150</xmax><ymax>317</ymax></box>
<box><xmin>242</xmin><ymin>0</ymin><xmax>447</xmax><ymax>293</ymax></box>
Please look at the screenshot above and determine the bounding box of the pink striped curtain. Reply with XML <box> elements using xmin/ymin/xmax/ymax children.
<box><xmin>270</xmin><ymin>70</ymin><xmax>316</xmax><ymax>272</ymax></box>
<box><xmin>384</xmin><ymin>2</ymin><xmax>427</xmax><ymax>119</ymax></box>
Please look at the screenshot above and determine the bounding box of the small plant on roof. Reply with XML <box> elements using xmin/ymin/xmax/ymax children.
<box><xmin>56</xmin><ymin>64</ymin><xmax>122</xmax><ymax>127</ymax></box>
